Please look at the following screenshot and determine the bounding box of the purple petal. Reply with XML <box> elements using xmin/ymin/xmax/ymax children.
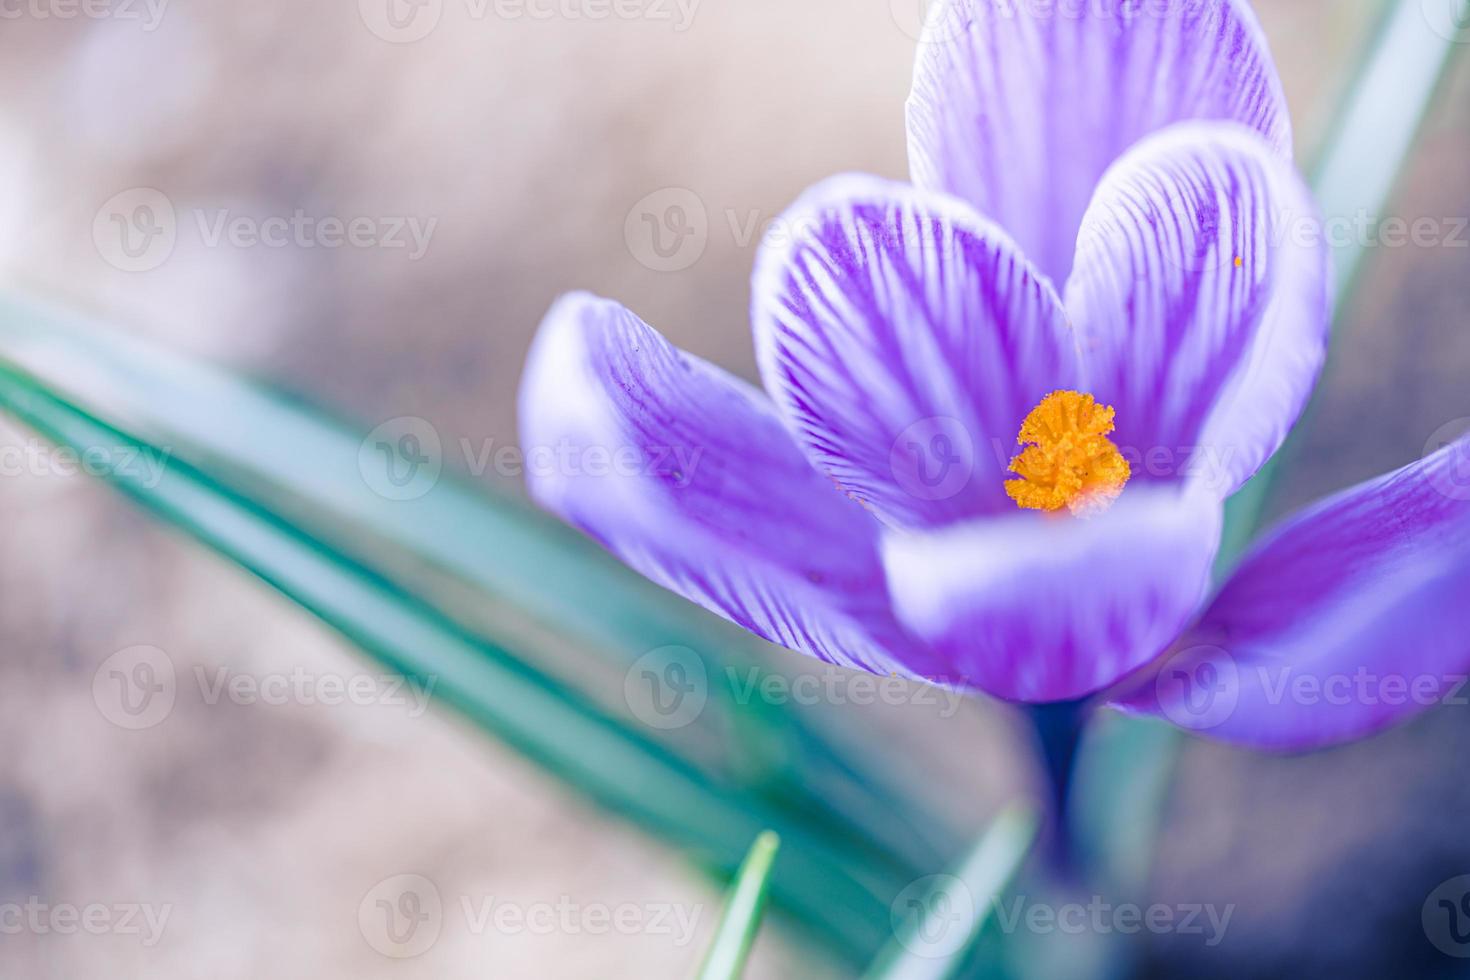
<box><xmin>751</xmin><ymin>174</ymin><xmax>1080</xmax><ymax>529</ymax></box>
<box><xmin>882</xmin><ymin>486</ymin><xmax>1222</xmax><ymax>702</ymax></box>
<box><xmin>518</xmin><ymin>292</ymin><xmax>917</xmax><ymax>674</ymax></box>
<box><xmin>1113</xmin><ymin>433</ymin><xmax>1470</xmax><ymax>750</ymax></box>
<box><xmin>908</xmin><ymin>0</ymin><xmax>1291</xmax><ymax>285</ymax></box>
<box><xmin>1066</xmin><ymin>122</ymin><xmax>1331</xmax><ymax>497</ymax></box>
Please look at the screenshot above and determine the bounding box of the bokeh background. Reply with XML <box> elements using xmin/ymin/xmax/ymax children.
<box><xmin>0</xmin><ymin>0</ymin><xmax>1467</xmax><ymax>976</ymax></box>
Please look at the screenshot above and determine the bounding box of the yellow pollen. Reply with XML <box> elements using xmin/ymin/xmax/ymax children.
<box><xmin>1004</xmin><ymin>390</ymin><xmax>1131</xmax><ymax>516</ymax></box>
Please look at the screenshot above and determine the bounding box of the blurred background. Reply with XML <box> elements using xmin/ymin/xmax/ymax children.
<box><xmin>0</xmin><ymin>0</ymin><xmax>1468</xmax><ymax>977</ymax></box>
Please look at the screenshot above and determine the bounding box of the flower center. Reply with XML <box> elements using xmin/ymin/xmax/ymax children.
<box><xmin>1004</xmin><ymin>390</ymin><xmax>1131</xmax><ymax>516</ymax></box>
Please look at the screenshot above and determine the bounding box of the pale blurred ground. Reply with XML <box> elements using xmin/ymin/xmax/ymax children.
<box><xmin>0</xmin><ymin>1</ymin><xmax>1466</xmax><ymax>977</ymax></box>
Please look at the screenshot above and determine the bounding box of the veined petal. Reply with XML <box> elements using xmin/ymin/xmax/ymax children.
<box><xmin>882</xmin><ymin>485</ymin><xmax>1222</xmax><ymax>702</ymax></box>
<box><xmin>1066</xmin><ymin>122</ymin><xmax>1331</xmax><ymax>497</ymax></box>
<box><xmin>908</xmin><ymin>0</ymin><xmax>1291</xmax><ymax>285</ymax></box>
<box><xmin>518</xmin><ymin>292</ymin><xmax>910</xmax><ymax>674</ymax></box>
<box><xmin>1114</xmin><ymin>433</ymin><xmax>1470</xmax><ymax>750</ymax></box>
<box><xmin>751</xmin><ymin>174</ymin><xmax>1080</xmax><ymax>529</ymax></box>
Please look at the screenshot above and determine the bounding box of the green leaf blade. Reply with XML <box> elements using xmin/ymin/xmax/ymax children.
<box><xmin>697</xmin><ymin>831</ymin><xmax>783</xmax><ymax>980</ymax></box>
<box><xmin>863</xmin><ymin>804</ymin><xmax>1040</xmax><ymax>980</ymax></box>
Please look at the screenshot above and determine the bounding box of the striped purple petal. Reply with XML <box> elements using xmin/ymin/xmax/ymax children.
<box><xmin>1113</xmin><ymin>433</ymin><xmax>1470</xmax><ymax>749</ymax></box>
<box><xmin>518</xmin><ymin>292</ymin><xmax>916</xmax><ymax>674</ymax></box>
<box><xmin>751</xmin><ymin>174</ymin><xmax>1080</xmax><ymax>529</ymax></box>
<box><xmin>907</xmin><ymin>0</ymin><xmax>1291</xmax><ymax>286</ymax></box>
<box><xmin>1067</xmin><ymin>122</ymin><xmax>1331</xmax><ymax>497</ymax></box>
<box><xmin>883</xmin><ymin>485</ymin><xmax>1222</xmax><ymax>702</ymax></box>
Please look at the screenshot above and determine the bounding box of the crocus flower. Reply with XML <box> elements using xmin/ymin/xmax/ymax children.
<box><xmin>518</xmin><ymin>0</ymin><xmax>1470</xmax><ymax>751</ymax></box>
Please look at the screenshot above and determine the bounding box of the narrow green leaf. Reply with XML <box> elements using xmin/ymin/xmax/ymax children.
<box><xmin>697</xmin><ymin>831</ymin><xmax>782</xmax><ymax>980</ymax></box>
<box><xmin>862</xmin><ymin>804</ymin><xmax>1040</xmax><ymax>980</ymax></box>
<box><xmin>0</xmin><ymin>310</ymin><xmax>914</xmax><ymax>965</ymax></box>
<box><xmin>0</xmin><ymin>294</ymin><xmax>955</xmax><ymax>886</ymax></box>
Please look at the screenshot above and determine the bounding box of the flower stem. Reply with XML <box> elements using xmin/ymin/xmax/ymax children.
<box><xmin>1028</xmin><ymin>699</ymin><xmax>1088</xmax><ymax>875</ymax></box>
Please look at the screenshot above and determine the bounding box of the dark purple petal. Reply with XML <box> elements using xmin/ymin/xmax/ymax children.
<box><xmin>751</xmin><ymin>174</ymin><xmax>1080</xmax><ymax>529</ymax></box>
<box><xmin>518</xmin><ymin>292</ymin><xmax>921</xmax><ymax>674</ymax></box>
<box><xmin>883</xmin><ymin>485</ymin><xmax>1222</xmax><ymax>702</ymax></box>
<box><xmin>908</xmin><ymin>0</ymin><xmax>1291</xmax><ymax>285</ymax></box>
<box><xmin>1066</xmin><ymin>122</ymin><xmax>1331</xmax><ymax>497</ymax></box>
<box><xmin>1113</xmin><ymin>433</ymin><xmax>1470</xmax><ymax>749</ymax></box>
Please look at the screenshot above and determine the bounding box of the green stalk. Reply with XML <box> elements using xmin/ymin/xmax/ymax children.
<box><xmin>862</xmin><ymin>805</ymin><xmax>1040</xmax><ymax>980</ymax></box>
<box><xmin>697</xmin><ymin>832</ymin><xmax>782</xmax><ymax>980</ymax></box>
